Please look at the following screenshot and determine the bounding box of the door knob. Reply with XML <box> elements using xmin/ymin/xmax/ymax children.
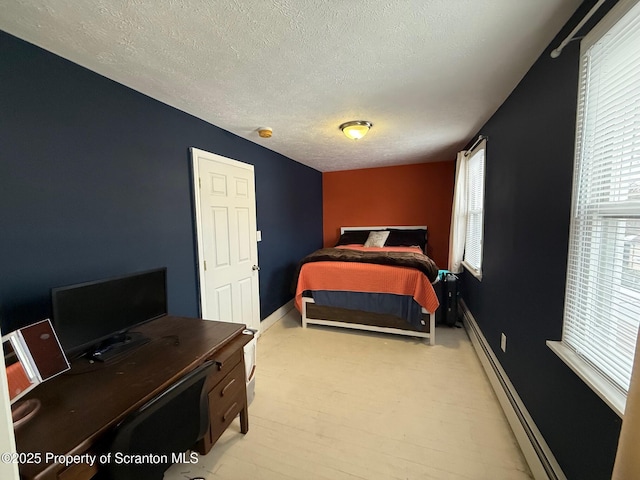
<box><xmin>252</xmin><ymin>265</ymin><xmax>260</xmax><ymax>271</ymax></box>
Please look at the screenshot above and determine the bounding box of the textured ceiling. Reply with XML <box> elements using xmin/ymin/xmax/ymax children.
<box><xmin>0</xmin><ymin>0</ymin><xmax>581</xmax><ymax>172</ymax></box>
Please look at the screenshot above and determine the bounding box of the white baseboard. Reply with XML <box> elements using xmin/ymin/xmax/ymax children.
<box><xmin>460</xmin><ymin>299</ymin><xmax>566</xmax><ymax>480</ymax></box>
<box><xmin>260</xmin><ymin>299</ymin><xmax>294</xmax><ymax>335</ymax></box>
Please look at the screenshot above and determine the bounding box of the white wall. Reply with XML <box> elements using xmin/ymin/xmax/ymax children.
<box><xmin>0</xmin><ymin>329</ymin><xmax>20</xmax><ymax>479</ymax></box>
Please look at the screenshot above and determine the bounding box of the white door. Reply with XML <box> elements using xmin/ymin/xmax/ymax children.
<box><xmin>191</xmin><ymin>148</ymin><xmax>260</xmax><ymax>332</ymax></box>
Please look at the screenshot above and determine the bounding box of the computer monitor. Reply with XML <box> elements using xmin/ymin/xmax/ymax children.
<box><xmin>51</xmin><ymin>268</ymin><xmax>167</xmax><ymax>359</ymax></box>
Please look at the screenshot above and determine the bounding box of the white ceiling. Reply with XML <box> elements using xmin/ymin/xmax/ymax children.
<box><xmin>0</xmin><ymin>0</ymin><xmax>582</xmax><ymax>172</ymax></box>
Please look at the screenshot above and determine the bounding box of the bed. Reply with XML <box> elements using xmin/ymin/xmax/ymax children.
<box><xmin>293</xmin><ymin>226</ymin><xmax>440</xmax><ymax>345</ymax></box>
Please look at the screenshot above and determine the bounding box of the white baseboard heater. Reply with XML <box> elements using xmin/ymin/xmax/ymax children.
<box><xmin>460</xmin><ymin>299</ymin><xmax>566</xmax><ymax>480</ymax></box>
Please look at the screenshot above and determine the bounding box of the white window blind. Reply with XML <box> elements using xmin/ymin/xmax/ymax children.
<box><xmin>463</xmin><ymin>141</ymin><xmax>486</xmax><ymax>277</ymax></box>
<box><xmin>563</xmin><ymin>0</ymin><xmax>640</xmax><ymax>399</ymax></box>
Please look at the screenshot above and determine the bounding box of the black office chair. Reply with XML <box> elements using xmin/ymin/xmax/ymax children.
<box><xmin>102</xmin><ymin>360</ymin><xmax>214</xmax><ymax>480</ymax></box>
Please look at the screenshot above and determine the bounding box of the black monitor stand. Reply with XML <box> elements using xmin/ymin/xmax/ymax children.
<box><xmin>86</xmin><ymin>331</ymin><xmax>150</xmax><ymax>363</ymax></box>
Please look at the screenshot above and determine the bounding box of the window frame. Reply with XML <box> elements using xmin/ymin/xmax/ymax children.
<box><xmin>461</xmin><ymin>139</ymin><xmax>487</xmax><ymax>280</ymax></box>
<box><xmin>547</xmin><ymin>0</ymin><xmax>640</xmax><ymax>418</ymax></box>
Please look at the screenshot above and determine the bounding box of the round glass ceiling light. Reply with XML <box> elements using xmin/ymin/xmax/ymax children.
<box><xmin>339</xmin><ymin>121</ymin><xmax>372</xmax><ymax>140</ymax></box>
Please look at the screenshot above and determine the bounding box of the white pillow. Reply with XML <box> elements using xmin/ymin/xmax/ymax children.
<box><xmin>364</xmin><ymin>230</ymin><xmax>390</xmax><ymax>248</ymax></box>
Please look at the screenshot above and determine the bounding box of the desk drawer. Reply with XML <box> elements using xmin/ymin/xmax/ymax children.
<box><xmin>208</xmin><ymin>361</ymin><xmax>246</xmax><ymax>445</ymax></box>
<box><xmin>196</xmin><ymin>332</ymin><xmax>252</xmax><ymax>455</ymax></box>
<box><xmin>205</xmin><ymin>349</ymin><xmax>243</xmax><ymax>391</ymax></box>
<box><xmin>209</xmin><ymin>389</ymin><xmax>246</xmax><ymax>445</ymax></box>
<box><xmin>209</xmin><ymin>361</ymin><xmax>245</xmax><ymax>403</ymax></box>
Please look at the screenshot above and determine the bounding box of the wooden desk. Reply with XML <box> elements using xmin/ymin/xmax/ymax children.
<box><xmin>14</xmin><ymin>316</ymin><xmax>252</xmax><ymax>480</ymax></box>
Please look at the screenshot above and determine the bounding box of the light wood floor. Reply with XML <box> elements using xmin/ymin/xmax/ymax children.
<box><xmin>165</xmin><ymin>310</ymin><xmax>532</xmax><ymax>480</ymax></box>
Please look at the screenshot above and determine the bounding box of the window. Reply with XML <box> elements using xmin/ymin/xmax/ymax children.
<box><xmin>462</xmin><ymin>140</ymin><xmax>486</xmax><ymax>279</ymax></box>
<box><xmin>548</xmin><ymin>0</ymin><xmax>640</xmax><ymax>416</ymax></box>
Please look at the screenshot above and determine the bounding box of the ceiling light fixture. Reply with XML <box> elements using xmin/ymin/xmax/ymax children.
<box><xmin>339</xmin><ymin>121</ymin><xmax>372</xmax><ymax>140</ymax></box>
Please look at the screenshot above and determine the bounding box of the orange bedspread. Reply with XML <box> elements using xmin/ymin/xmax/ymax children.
<box><xmin>294</xmin><ymin>246</ymin><xmax>439</xmax><ymax>313</ymax></box>
<box><xmin>6</xmin><ymin>361</ymin><xmax>32</xmax><ymax>401</ymax></box>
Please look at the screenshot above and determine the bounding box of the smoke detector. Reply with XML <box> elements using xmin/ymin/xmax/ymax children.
<box><xmin>258</xmin><ymin>127</ymin><xmax>272</xmax><ymax>138</ymax></box>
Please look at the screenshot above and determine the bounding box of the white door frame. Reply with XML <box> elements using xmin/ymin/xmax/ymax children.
<box><xmin>0</xmin><ymin>326</ymin><xmax>20</xmax><ymax>480</ymax></box>
<box><xmin>190</xmin><ymin>147</ymin><xmax>260</xmax><ymax>328</ymax></box>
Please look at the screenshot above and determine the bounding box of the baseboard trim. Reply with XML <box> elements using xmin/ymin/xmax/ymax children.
<box><xmin>460</xmin><ymin>299</ymin><xmax>566</xmax><ymax>480</ymax></box>
<box><xmin>260</xmin><ymin>299</ymin><xmax>294</xmax><ymax>335</ymax></box>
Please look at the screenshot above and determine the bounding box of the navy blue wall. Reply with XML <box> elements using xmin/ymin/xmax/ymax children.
<box><xmin>460</xmin><ymin>1</ymin><xmax>621</xmax><ymax>479</ymax></box>
<box><xmin>0</xmin><ymin>31</ymin><xmax>323</xmax><ymax>332</ymax></box>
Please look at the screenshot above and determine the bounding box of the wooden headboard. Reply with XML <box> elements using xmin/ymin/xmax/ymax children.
<box><xmin>340</xmin><ymin>225</ymin><xmax>427</xmax><ymax>234</ymax></box>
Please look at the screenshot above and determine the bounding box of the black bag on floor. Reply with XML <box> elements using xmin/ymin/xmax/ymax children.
<box><xmin>435</xmin><ymin>272</ymin><xmax>459</xmax><ymax>327</ymax></box>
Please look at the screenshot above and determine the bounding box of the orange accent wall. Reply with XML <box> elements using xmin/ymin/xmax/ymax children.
<box><xmin>323</xmin><ymin>161</ymin><xmax>455</xmax><ymax>269</ymax></box>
